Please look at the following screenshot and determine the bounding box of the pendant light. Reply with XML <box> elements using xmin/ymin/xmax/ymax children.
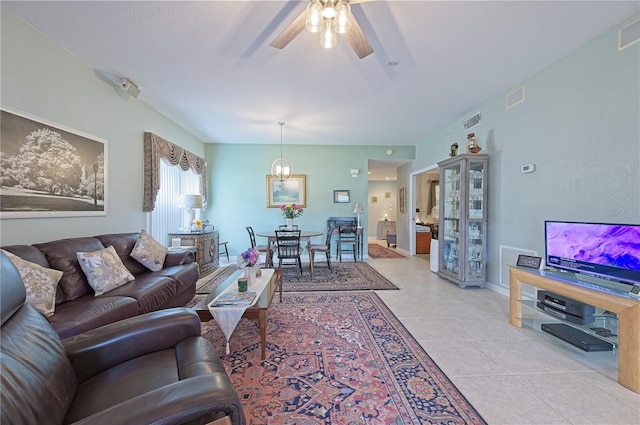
<box><xmin>271</xmin><ymin>121</ymin><xmax>292</xmax><ymax>182</ymax></box>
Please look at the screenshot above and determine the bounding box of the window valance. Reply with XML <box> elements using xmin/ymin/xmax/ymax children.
<box><xmin>143</xmin><ymin>132</ymin><xmax>207</xmax><ymax>212</ymax></box>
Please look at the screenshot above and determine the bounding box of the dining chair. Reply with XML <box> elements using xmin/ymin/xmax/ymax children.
<box><xmin>275</xmin><ymin>230</ymin><xmax>303</xmax><ymax>276</ymax></box>
<box><xmin>337</xmin><ymin>224</ymin><xmax>358</xmax><ymax>262</ymax></box>
<box><xmin>246</xmin><ymin>226</ymin><xmax>272</xmax><ymax>268</ymax></box>
<box><xmin>309</xmin><ymin>225</ymin><xmax>333</xmax><ymax>277</ymax></box>
<box><xmin>210</xmin><ymin>224</ymin><xmax>229</xmax><ymax>262</ymax></box>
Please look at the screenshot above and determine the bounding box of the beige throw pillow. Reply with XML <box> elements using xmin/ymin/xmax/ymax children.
<box><xmin>130</xmin><ymin>229</ymin><xmax>168</xmax><ymax>272</ymax></box>
<box><xmin>2</xmin><ymin>249</ymin><xmax>62</xmax><ymax>317</ymax></box>
<box><xmin>77</xmin><ymin>245</ymin><xmax>135</xmax><ymax>296</ymax></box>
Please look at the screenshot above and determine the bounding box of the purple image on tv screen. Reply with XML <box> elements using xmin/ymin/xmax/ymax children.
<box><xmin>547</xmin><ymin>222</ymin><xmax>640</xmax><ymax>270</ymax></box>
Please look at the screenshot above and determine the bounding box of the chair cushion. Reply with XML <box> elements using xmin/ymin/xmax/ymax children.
<box><xmin>130</xmin><ymin>229</ymin><xmax>168</xmax><ymax>272</ymax></box>
<box><xmin>77</xmin><ymin>246</ymin><xmax>135</xmax><ymax>296</ymax></box>
<box><xmin>49</xmin><ymin>294</ymin><xmax>140</xmax><ymax>340</ymax></box>
<box><xmin>34</xmin><ymin>237</ymin><xmax>106</xmax><ymax>301</ymax></box>
<box><xmin>104</xmin><ymin>275</ymin><xmax>176</xmax><ymax>313</ymax></box>
<box><xmin>1</xmin><ymin>305</ymin><xmax>77</xmax><ymax>425</ymax></box>
<box><xmin>2</xmin><ymin>249</ymin><xmax>62</xmax><ymax>317</ymax></box>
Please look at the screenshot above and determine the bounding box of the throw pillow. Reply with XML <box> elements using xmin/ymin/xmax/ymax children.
<box><xmin>76</xmin><ymin>245</ymin><xmax>135</xmax><ymax>296</ymax></box>
<box><xmin>130</xmin><ymin>229</ymin><xmax>168</xmax><ymax>272</ymax></box>
<box><xmin>2</xmin><ymin>249</ymin><xmax>62</xmax><ymax>317</ymax></box>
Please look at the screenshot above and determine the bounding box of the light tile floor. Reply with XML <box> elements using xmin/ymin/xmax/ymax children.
<box><xmin>365</xmin><ymin>239</ymin><xmax>640</xmax><ymax>425</ymax></box>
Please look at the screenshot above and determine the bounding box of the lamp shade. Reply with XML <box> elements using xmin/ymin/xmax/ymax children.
<box><xmin>180</xmin><ymin>194</ymin><xmax>203</xmax><ymax>209</ymax></box>
<box><xmin>353</xmin><ymin>202</ymin><xmax>365</xmax><ymax>214</ymax></box>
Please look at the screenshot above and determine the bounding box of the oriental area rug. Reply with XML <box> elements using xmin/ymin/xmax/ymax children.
<box><xmin>200</xmin><ymin>292</ymin><xmax>486</xmax><ymax>425</ymax></box>
<box><xmin>367</xmin><ymin>243</ymin><xmax>406</xmax><ymax>259</ymax></box>
<box><xmin>196</xmin><ymin>262</ymin><xmax>399</xmax><ymax>294</ymax></box>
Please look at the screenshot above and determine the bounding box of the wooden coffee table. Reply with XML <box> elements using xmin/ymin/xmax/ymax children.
<box><xmin>194</xmin><ymin>268</ymin><xmax>283</xmax><ymax>360</ymax></box>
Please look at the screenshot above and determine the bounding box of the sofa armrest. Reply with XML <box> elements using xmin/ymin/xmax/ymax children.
<box><xmin>63</xmin><ymin>308</ymin><xmax>201</xmax><ymax>382</ymax></box>
<box><xmin>164</xmin><ymin>249</ymin><xmax>195</xmax><ymax>267</ymax></box>
<box><xmin>69</xmin><ymin>375</ymin><xmax>245</xmax><ymax>425</ymax></box>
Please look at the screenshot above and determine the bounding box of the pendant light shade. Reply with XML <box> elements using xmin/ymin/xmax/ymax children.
<box><xmin>306</xmin><ymin>0</ymin><xmax>323</xmax><ymax>33</ymax></box>
<box><xmin>320</xmin><ymin>20</ymin><xmax>338</xmax><ymax>49</ymax></box>
<box><xmin>271</xmin><ymin>121</ymin><xmax>292</xmax><ymax>182</ymax></box>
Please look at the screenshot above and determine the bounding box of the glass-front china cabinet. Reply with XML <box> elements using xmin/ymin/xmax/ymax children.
<box><xmin>437</xmin><ymin>153</ymin><xmax>488</xmax><ymax>288</ymax></box>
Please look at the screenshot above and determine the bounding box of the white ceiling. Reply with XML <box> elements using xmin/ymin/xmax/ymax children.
<box><xmin>3</xmin><ymin>0</ymin><xmax>638</xmax><ymax>154</ymax></box>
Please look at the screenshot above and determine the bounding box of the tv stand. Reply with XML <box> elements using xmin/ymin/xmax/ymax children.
<box><xmin>509</xmin><ymin>266</ymin><xmax>640</xmax><ymax>394</ymax></box>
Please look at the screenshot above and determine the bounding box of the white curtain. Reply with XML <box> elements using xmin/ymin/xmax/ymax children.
<box><xmin>147</xmin><ymin>159</ymin><xmax>201</xmax><ymax>244</ymax></box>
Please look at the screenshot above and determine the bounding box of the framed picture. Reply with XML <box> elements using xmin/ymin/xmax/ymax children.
<box><xmin>385</xmin><ymin>192</ymin><xmax>391</xmax><ymax>199</ymax></box>
<box><xmin>1</xmin><ymin>108</ymin><xmax>108</xmax><ymax>219</ymax></box>
<box><xmin>266</xmin><ymin>174</ymin><xmax>306</xmax><ymax>208</ymax></box>
<box><xmin>333</xmin><ymin>190</ymin><xmax>350</xmax><ymax>203</ymax></box>
<box><xmin>516</xmin><ymin>255</ymin><xmax>542</xmax><ymax>269</ymax></box>
<box><xmin>371</xmin><ymin>196</ymin><xmax>378</xmax><ymax>203</ymax></box>
<box><xmin>399</xmin><ymin>187</ymin><xmax>406</xmax><ymax>213</ymax></box>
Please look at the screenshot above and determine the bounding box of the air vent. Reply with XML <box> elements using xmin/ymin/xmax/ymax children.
<box><xmin>506</xmin><ymin>86</ymin><xmax>525</xmax><ymax>109</ymax></box>
<box><xmin>619</xmin><ymin>18</ymin><xmax>640</xmax><ymax>51</ymax></box>
<box><xmin>464</xmin><ymin>112</ymin><xmax>481</xmax><ymax>130</ymax></box>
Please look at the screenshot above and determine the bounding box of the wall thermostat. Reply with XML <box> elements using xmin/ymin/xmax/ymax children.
<box><xmin>521</xmin><ymin>164</ymin><xmax>536</xmax><ymax>174</ymax></box>
<box><xmin>386</xmin><ymin>149</ymin><xmax>393</xmax><ymax>156</ymax></box>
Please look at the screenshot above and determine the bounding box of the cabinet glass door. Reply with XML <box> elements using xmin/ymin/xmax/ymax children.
<box><xmin>442</xmin><ymin>163</ymin><xmax>461</xmax><ymax>277</ymax></box>
<box><xmin>467</xmin><ymin>161</ymin><xmax>485</xmax><ymax>279</ymax></box>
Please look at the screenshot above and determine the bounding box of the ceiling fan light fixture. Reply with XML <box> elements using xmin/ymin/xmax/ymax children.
<box><xmin>320</xmin><ymin>20</ymin><xmax>338</xmax><ymax>49</ymax></box>
<box><xmin>333</xmin><ymin>1</ymin><xmax>352</xmax><ymax>34</ymax></box>
<box><xmin>306</xmin><ymin>0</ymin><xmax>323</xmax><ymax>33</ymax></box>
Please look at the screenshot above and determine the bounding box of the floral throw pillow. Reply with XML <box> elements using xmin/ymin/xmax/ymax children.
<box><xmin>2</xmin><ymin>249</ymin><xmax>62</xmax><ymax>317</ymax></box>
<box><xmin>77</xmin><ymin>245</ymin><xmax>135</xmax><ymax>296</ymax></box>
<box><xmin>130</xmin><ymin>229</ymin><xmax>168</xmax><ymax>272</ymax></box>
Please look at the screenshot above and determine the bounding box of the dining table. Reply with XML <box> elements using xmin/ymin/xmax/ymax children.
<box><xmin>256</xmin><ymin>230</ymin><xmax>324</xmax><ymax>254</ymax></box>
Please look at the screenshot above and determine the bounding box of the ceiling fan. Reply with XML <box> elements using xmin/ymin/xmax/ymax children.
<box><xmin>270</xmin><ymin>0</ymin><xmax>374</xmax><ymax>59</ymax></box>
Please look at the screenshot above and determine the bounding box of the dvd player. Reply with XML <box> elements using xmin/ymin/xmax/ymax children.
<box><xmin>541</xmin><ymin>323</ymin><xmax>613</xmax><ymax>352</ymax></box>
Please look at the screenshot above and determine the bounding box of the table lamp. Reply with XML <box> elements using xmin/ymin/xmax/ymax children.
<box><xmin>353</xmin><ymin>202</ymin><xmax>365</xmax><ymax>228</ymax></box>
<box><xmin>179</xmin><ymin>194</ymin><xmax>203</xmax><ymax>231</ymax></box>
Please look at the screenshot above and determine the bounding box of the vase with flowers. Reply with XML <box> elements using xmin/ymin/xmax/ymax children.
<box><xmin>238</xmin><ymin>247</ymin><xmax>261</xmax><ymax>283</ymax></box>
<box><xmin>191</xmin><ymin>218</ymin><xmax>203</xmax><ymax>232</ymax></box>
<box><xmin>280</xmin><ymin>203</ymin><xmax>303</xmax><ymax>229</ymax></box>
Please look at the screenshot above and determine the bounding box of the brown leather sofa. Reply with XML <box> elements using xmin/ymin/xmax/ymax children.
<box><xmin>2</xmin><ymin>232</ymin><xmax>199</xmax><ymax>339</ymax></box>
<box><xmin>1</xmin><ymin>251</ymin><xmax>246</xmax><ymax>425</ymax></box>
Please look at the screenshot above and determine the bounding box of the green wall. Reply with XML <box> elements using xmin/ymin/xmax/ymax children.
<box><xmin>403</xmin><ymin>14</ymin><xmax>640</xmax><ymax>289</ymax></box>
<box><xmin>204</xmin><ymin>144</ymin><xmax>414</xmax><ymax>256</ymax></box>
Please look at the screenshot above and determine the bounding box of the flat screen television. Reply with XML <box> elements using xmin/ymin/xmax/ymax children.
<box><xmin>544</xmin><ymin>221</ymin><xmax>640</xmax><ymax>286</ymax></box>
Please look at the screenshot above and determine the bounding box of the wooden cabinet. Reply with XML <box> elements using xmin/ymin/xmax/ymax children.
<box><xmin>416</xmin><ymin>230</ymin><xmax>431</xmax><ymax>254</ymax></box>
<box><xmin>167</xmin><ymin>230</ymin><xmax>219</xmax><ymax>276</ymax></box>
<box><xmin>377</xmin><ymin>221</ymin><xmax>396</xmax><ymax>240</ymax></box>
<box><xmin>437</xmin><ymin>153</ymin><xmax>488</xmax><ymax>288</ymax></box>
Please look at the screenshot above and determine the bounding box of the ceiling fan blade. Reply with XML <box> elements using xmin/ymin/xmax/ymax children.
<box><xmin>270</xmin><ymin>9</ymin><xmax>307</xmax><ymax>49</ymax></box>
<box><xmin>344</xmin><ymin>16</ymin><xmax>373</xmax><ymax>59</ymax></box>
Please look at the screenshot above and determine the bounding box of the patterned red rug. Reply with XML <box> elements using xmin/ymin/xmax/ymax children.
<box><xmin>367</xmin><ymin>243</ymin><xmax>406</xmax><ymax>259</ymax></box>
<box><xmin>200</xmin><ymin>292</ymin><xmax>486</xmax><ymax>424</ymax></box>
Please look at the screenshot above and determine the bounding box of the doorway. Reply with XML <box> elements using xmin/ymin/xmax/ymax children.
<box><xmin>410</xmin><ymin>165</ymin><xmax>439</xmax><ymax>261</ymax></box>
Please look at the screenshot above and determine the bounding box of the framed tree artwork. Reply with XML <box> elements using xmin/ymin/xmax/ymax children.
<box><xmin>0</xmin><ymin>108</ymin><xmax>108</xmax><ymax>218</ymax></box>
<box><xmin>399</xmin><ymin>187</ymin><xmax>406</xmax><ymax>213</ymax></box>
<box><xmin>266</xmin><ymin>174</ymin><xmax>306</xmax><ymax>208</ymax></box>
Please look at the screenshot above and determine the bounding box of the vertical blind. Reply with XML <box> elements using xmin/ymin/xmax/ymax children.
<box><xmin>146</xmin><ymin>159</ymin><xmax>201</xmax><ymax>244</ymax></box>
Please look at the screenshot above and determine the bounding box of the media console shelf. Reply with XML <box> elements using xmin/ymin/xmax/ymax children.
<box><xmin>509</xmin><ymin>266</ymin><xmax>640</xmax><ymax>394</ymax></box>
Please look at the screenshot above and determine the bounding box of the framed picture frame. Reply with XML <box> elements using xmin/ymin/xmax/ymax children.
<box><xmin>371</xmin><ymin>196</ymin><xmax>378</xmax><ymax>203</ymax></box>
<box><xmin>0</xmin><ymin>108</ymin><xmax>108</xmax><ymax>219</ymax></box>
<box><xmin>399</xmin><ymin>187</ymin><xmax>406</xmax><ymax>213</ymax></box>
<box><xmin>266</xmin><ymin>174</ymin><xmax>306</xmax><ymax>208</ymax></box>
<box><xmin>333</xmin><ymin>190</ymin><xmax>350</xmax><ymax>203</ymax></box>
<box><xmin>516</xmin><ymin>255</ymin><xmax>542</xmax><ymax>269</ymax></box>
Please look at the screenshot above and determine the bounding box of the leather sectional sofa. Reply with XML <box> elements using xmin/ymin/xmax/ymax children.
<box><xmin>1</xmin><ymin>232</ymin><xmax>199</xmax><ymax>339</ymax></box>
<box><xmin>1</xmin><ymin>251</ymin><xmax>246</xmax><ymax>425</ymax></box>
